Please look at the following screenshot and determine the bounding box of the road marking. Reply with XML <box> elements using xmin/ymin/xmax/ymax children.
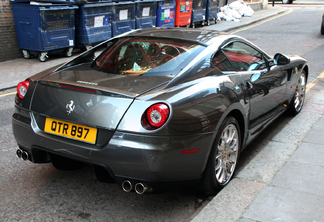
<box><xmin>230</xmin><ymin>8</ymin><xmax>293</xmax><ymax>34</ymax></box>
<box><xmin>0</xmin><ymin>92</ymin><xmax>16</xmax><ymax>98</ymax></box>
<box><xmin>306</xmin><ymin>71</ymin><xmax>324</xmax><ymax>93</ymax></box>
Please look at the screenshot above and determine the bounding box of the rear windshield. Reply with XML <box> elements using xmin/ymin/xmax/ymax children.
<box><xmin>91</xmin><ymin>37</ymin><xmax>205</xmax><ymax>76</ymax></box>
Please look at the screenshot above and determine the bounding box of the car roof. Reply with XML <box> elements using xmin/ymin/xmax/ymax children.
<box><xmin>121</xmin><ymin>27</ymin><xmax>229</xmax><ymax>46</ymax></box>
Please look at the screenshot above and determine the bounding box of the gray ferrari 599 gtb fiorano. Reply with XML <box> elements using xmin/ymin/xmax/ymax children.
<box><xmin>13</xmin><ymin>27</ymin><xmax>308</xmax><ymax>194</ymax></box>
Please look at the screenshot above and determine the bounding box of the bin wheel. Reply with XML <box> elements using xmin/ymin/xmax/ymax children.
<box><xmin>22</xmin><ymin>50</ymin><xmax>31</xmax><ymax>59</ymax></box>
<box><xmin>65</xmin><ymin>47</ymin><xmax>74</xmax><ymax>57</ymax></box>
<box><xmin>192</xmin><ymin>23</ymin><xmax>195</xmax><ymax>29</ymax></box>
<box><xmin>207</xmin><ymin>20</ymin><xmax>211</xmax><ymax>26</ymax></box>
<box><xmin>38</xmin><ymin>52</ymin><xmax>48</xmax><ymax>62</ymax></box>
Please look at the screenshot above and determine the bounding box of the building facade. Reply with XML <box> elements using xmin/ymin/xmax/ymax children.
<box><xmin>0</xmin><ymin>0</ymin><xmax>21</xmax><ymax>62</ymax></box>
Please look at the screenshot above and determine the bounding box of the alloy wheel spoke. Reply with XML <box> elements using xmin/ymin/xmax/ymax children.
<box><xmin>215</xmin><ymin>123</ymin><xmax>239</xmax><ymax>185</ymax></box>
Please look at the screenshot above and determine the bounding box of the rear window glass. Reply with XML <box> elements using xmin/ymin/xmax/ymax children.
<box><xmin>91</xmin><ymin>37</ymin><xmax>204</xmax><ymax>76</ymax></box>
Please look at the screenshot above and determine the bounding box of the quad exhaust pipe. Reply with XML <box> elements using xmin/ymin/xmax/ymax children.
<box><xmin>122</xmin><ymin>180</ymin><xmax>133</xmax><ymax>193</ymax></box>
<box><xmin>121</xmin><ymin>180</ymin><xmax>151</xmax><ymax>194</ymax></box>
<box><xmin>134</xmin><ymin>182</ymin><xmax>149</xmax><ymax>195</ymax></box>
<box><xmin>16</xmin><ymin>149</ymin><xmax>29</xmax><ymax>161</ymax></box>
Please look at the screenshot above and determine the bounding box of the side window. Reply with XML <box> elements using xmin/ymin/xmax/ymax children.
<box><xmin>212</xmin><ymin>50</ymin><xmax>236</xmax><ymax>71</ymax></box>
<box><xmin>222</xmin><ymin>42</ymin><xmax>266</xmax><ymax>71</ymax></box>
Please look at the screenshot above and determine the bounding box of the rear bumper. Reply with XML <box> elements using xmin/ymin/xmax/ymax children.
<box><xmin>12</xmin><ymin>112</ymin><xmax>215</xmax><ymax>185</ymax></box>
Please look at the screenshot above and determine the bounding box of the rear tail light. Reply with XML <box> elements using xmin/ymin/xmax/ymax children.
<box><xmin>17</xmin><ymin>80</ymin><xmax>30</xmax><ymax>99</ymax></box>
<box><xmin>142</xmin><ymin>103</ymin><xmax>170</xmax><ymax>129</ymax></box>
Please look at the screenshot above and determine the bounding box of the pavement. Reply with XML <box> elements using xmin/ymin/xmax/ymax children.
<box><xmin>1</xmin><ymin>2</ymin><xmax>324</xmax><ymax>221</ymax></box>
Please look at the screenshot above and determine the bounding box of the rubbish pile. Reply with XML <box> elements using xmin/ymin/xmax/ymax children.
<box><xmin>217</xmin><ymin>0</ymin><xmax>254</xmax><ymax>22</ymax></box>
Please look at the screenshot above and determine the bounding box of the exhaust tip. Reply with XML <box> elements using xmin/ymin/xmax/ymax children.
<box><xmin>122</xmin><ymin>180</ymin><xmax>133</xmax><ymax>192</ymax></box>
<box><xmin>16</xmin><ymin>149</ymin><xmax>22</xmax><ymax>159</ymax></box>
<box><xmin>21</xmin><ymin>151</ymin><xmax>29</xmax><ymax>161</ymax></box>
<box><xmin>16</xmin><ymin>149</ymin><xmax>29</xmax><ymax>161</ymax></box>
<box><xmin>135</xmin><ymin>182</ymin><xmax>148</xmax><ymax>195</ymax></box>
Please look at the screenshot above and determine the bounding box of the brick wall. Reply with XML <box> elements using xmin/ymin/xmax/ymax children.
<box><xmin>0</xmin><ymin>0</ymin><xmax>21</xmax><ymax>62</ymax></box>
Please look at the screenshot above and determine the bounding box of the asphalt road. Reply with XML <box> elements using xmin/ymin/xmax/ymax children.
<box><xmin>1</xmin><ymin>4</ymin><xmax>324</xmax><ymax>221</ymax></box>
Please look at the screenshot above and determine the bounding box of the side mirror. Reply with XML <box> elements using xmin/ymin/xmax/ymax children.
<box><xmin>274</xmin><ymin>53</ymin><xmax>290</xmax><ymax>65</ymax></box>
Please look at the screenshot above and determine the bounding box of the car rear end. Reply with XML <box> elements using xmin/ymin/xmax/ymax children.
<box><xmin>12</xmin><ymin>32</ymin><xmax>212</xmax><ymax>193</ymax></box>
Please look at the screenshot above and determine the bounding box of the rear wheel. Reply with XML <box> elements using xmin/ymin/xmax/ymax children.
<box><xmin>49</xmin><ymin>153</ymin><xmax>86</xmax><ymax>171</ymax></box>
<box><xmin>287</xmin><ymin>70</ymin><xmax>307</xmax><ymax>116</ymax></box>
<box><xmin>201</xmin><ymin>116</ymin><xmax>240</xmax><ymax>194</ymax></box>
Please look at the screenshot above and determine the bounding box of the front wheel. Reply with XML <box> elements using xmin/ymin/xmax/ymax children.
<box><xmin>200</xmin><ymin>116</ymin><xmax>241</xmax><ymax>194</ymax></box>
<box><xmin>287</xmin><ymin>70</ymin><xmax>307</xmax><ymax>115</ymax></box>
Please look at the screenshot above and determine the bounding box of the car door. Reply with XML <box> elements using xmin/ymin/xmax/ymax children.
<box><xmin>213</xmin><ymin>41</ymin><xmax>287</xmax><ymax>135</ymax></box>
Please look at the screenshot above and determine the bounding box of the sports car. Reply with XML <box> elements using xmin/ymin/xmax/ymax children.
<box><xmin>12</xmin><ymin>27</ymin><xmax>308</xmax><ymax>194</ymax></box>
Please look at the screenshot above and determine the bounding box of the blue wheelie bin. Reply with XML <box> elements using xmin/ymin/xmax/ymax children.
<box><xmin>75</xmin><ymin>2</ymin><xmax>114</xmax><ymax>49</ymax></box>
<box><xmin>191</xmin><ymin>0</ymin><xmax>207</xmax><ymax>28</ymax></box>
<box><xmin>156</xmin><ymin>0</ymin><xmax>175</xmax><ymax>27</ymax></box>
<box><xmin>112</xmin><ymin>1</ymin><xmax>136</xmax><ymax>37</ymax></box>
<box><xmin>135</xmin><ymin>0</ymin><xmax>158</xmax><ymax>29</ymax></box>
<box><xmin>10</xmin><ymin>0</ymin><xmax>77</xmax><ymax>62</ymax></box>
<box><xmin>206</xmin><ymin>0</ymin><xmax>218</xmax><ymax>25</ymax></box>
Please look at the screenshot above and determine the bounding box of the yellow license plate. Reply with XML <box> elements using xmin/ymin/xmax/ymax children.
<box><xmin>44</xmin><ymin>118</ymin><xmax>97</xmax><ymax>144</ymax></box>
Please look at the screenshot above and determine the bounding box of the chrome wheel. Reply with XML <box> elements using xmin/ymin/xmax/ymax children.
<box><xmin>294</xmin><ymin>72</ymin><xmax>306</xmax><ymax>112</ymax></box>
<box><xmin>201</xmin><ymin>116</ymin><xmax>240</xmax><ymax>193</ymax></box>
<box><xmin>287</xmin><ymin>70</ymin><xmax>306</xmax><ymax>115</ymax></box>
<box><xmin>215</xmin><ymin>123</ymin><xmax>239</xmax><ymax>185</ymax></box>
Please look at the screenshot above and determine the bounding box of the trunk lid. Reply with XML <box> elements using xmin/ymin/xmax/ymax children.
<box><xmin>30</xmin><ymin>64</ymin><xmax>171</xmax><ymax>130</ymax></box>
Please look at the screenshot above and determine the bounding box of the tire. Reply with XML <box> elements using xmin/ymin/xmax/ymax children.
<box><xmin>200</xmin><ymin>116</ymin><xmax>241</xmax><ymax>194</ymax></box>
<box><xmin>287</xmin><ymin>70</ymin><xmax>307</xmax><ymax>116</ymax></box>
<box><xmin>49</xmin><ymin>153</ymin><xmax>86</xmax><ymax>171</ymax></box>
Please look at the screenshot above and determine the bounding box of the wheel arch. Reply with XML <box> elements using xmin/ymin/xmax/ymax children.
<box><xmin>209</xmin><ymin>103</ymin><xmax>246</xmax><ymax>155</ymax></box>
<box><xmin>227</xmin><ymin>109</ymin><xmax>245</xmax><ymax>149</ymax></box>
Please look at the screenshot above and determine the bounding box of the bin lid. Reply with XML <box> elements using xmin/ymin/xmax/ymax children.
<box><xmin>10</xmin><ymin>0</ymin><xmax>76</xmax><ymax>4</ymax></box>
